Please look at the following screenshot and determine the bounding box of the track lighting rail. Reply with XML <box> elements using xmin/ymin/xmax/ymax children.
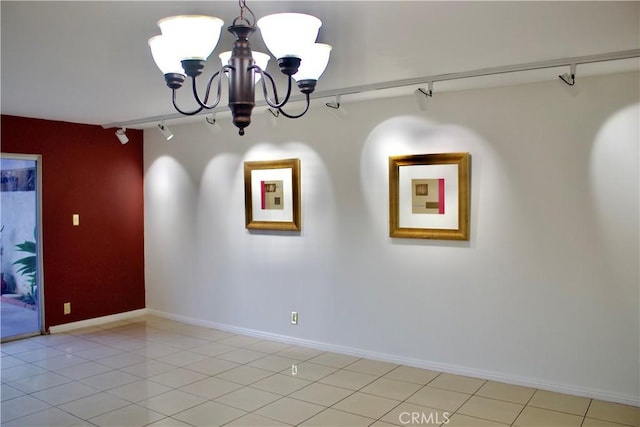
<box><xmin>103</xmin><ymin>48</ymin><xmax>639</xmax><ymax>130</ymax></box>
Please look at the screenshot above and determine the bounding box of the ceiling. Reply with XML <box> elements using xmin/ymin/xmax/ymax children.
<box><xmin>1</xmin><ymin>1</ymin><xmax>639</xmax><ymax>129</ymax></box>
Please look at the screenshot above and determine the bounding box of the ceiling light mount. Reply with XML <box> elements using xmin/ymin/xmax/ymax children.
<box><xmin>559</xmin><ymin>63</ymin><xmax>577</xmax><ymax>86</ymax></box>
<box><xmin>148</xmin><ymin>0</ymin><xmax>332</xmax><ymax>136</ymax></box>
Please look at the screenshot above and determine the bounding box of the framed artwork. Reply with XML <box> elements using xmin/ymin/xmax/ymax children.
<box><xmin>244</xmin><ymin>158</ymin><xmax>301</xmax><ymax>231</ymax></box>
<box><xmin>389</xmin><ymin>152</ymin><xmax>470</xmax><ymax>240</ymax></box>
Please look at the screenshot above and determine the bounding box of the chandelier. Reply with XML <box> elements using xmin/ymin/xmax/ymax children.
<box><xmin>148</xmin><ymin>0</ymin><xmax>332</xmax><ymax>135</ymax></box>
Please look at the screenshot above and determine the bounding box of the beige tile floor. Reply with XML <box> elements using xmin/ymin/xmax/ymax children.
<box><xmin>1</xmin><ymin>315</ymin><xmax>638</xmax><ymax>427</ymax></box>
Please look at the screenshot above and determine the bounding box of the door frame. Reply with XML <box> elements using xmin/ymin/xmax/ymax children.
<box><xmin>1</xmin><ymin>152</ymin><xmax>45</xmax><ymax>340</ymax></box>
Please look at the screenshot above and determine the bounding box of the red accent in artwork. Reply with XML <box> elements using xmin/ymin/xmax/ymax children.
<box><xmin>1</xmin><ymin>115</ymin><xmax>145</xmax><ymax>330</ymax></box>
<box><xmin>439</xmin><ymin>178</ymin><xmax>445</xmax><ymax>214</ymax></box>
<box><xmin>261</xmin><ymin>181</ymin><xmax>266</xmax><ymax>210</ymax></box>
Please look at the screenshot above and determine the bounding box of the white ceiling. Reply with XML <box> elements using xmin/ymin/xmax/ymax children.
<box><xmin>1</xmin><ymin>1</ymin><xmax>639</xmax><ymax>129</ymax></box>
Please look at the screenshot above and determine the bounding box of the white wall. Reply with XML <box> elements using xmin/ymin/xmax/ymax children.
<box><xmin>144</xmin><ymin>72</ymin><xmax>639</xmax><ymax>405</ymax></box>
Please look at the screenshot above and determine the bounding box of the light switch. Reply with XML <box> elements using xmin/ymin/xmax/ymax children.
<box><xmin>72</xmin><ymin>214</ymin><xmax>80</xmax><ymax>226</ymax></box>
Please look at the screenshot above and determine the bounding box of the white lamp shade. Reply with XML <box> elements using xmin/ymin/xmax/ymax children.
<box><xmin>219</xmin><ymin>51</ymin><xmax>270</xmax><ymax>83</ymax></box>
<box><xmin>294</xmin><ymin>43</ymin><xmax>332</xmax><ymax>81</ymax></box>
<box><xmin>257</xmin><ymin>13</ymin><xmax>321</xmax><ymax>59</ymax></box>
<box><xmin>148</xmin><ymin>35</ymin><xmax>184</xmax><ymax>75</ymax></box>
<box><xmin>158</xmin><ymin>15</ymin><xmax>224</xmax><ymax>60</ymax></box>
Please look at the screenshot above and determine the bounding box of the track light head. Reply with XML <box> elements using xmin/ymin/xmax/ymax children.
<box><xmin>158</xmin><ymin>122</ymin><xmax>174</xmax><ymax>140</ymax></box>
<box><xmin>115</xmin><ymin>128</ymin><xmax>129</xmax><ymax>144</ymax></box>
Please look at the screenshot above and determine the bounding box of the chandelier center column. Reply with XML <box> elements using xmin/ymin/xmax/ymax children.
<box><xmin>227</xmin><ymin>24</ymin><xmax>256</xmax><ymax>135</ymax></box>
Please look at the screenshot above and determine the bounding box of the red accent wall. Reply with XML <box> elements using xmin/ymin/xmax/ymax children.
<box><xmin>1</xmin><ymin>115</ymin><xmax>145</xmax><ymax>329</ymax></box>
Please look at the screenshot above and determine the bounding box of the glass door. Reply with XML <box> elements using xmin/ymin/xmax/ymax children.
<box><xmin>1</xmin><ymin>154</ymin><xmax>44</xmax><ymax>341</ymax></box>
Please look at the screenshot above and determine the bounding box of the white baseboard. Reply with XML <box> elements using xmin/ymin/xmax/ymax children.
<box><xmin>147</xmin><ymin>308</ymin><xmax>640</xmax><ymax>407</ymax></box>
<box><xmin>48</xmin><ymin>308</ymin><xmax>148</xmax><ymax>334</ymax></box>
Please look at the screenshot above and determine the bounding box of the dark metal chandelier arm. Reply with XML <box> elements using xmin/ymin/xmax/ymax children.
<box><xmin>189</xmin><ymin>65</ymin><xmax>233</xmax><ymax>110</ymax></box>
<box><xmin>278</xmin><ymin>93</ymin><xmax>311</xmax><ymax>119</ymax></box>
<box><xmin>254</xmin><ymin>67</ymin><xmax>294</xmax><ymax>109</ymax></box>
<box><xmin>172</xmin><ymin>89</ymin><xmax>204</xmax><ymax>116</ymax></box>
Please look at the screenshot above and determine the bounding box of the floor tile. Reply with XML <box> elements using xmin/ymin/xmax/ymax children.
<box><xmin>427</xmin><ymin>373</ymin><xmax>485</xmax><ymax>394</ymax></box>
<box><xmin>226</xmin><ymin>412</ymin><xmax>293</xmax><ymax>426</ymax></box>
<box><xmin>89</xmin><ymin>403</ymin><xmax>165</xmax><ymax>427</ymax></box>
<box><xmin>31</xmin><ymin>381</ymin><xmax>100</xmax><ymax>405</ymax></box>
<box><xmin>188</xmin><ymin>342</ymin><xmax>236</xmax><ymax>357</ymax></box>
<box><xmin>248</xmin><ymin>354</ymin><xmax>301</xmax><ymax>372</ymax></box>
<box><xmin>587</xmin><ymin>399</ymin><xmax>640</xmax><ymax>426</ymax></box>
<box><xmin>475</xmin><ymin>380</ymin><xmax>536</xmax><ymax>404</ymax></box>
<box><xmin>379</xmin><ymin>401</ymin><xmax>448</xmax><ymax>426</ymax></box>
<box><xmin>332</xmin><ymin>391</ymin><xmax>401</xmax><ymax>419</ymax></box>
<box><xmin>528</xmin><ymin>389</ymin><xmax>591</xmax><ymax>416</ymax></box>
<box><xmin>148</xmin><ymin>367</ymin><xmax>208</xmax><ymax>387</ymax></box>
<box><xmin>276</xmin><ymin>346</ymin><xmax>324</xmax><ymax>361</ymax></box>
<box><xmin>255</xmin><ymin>396</ymin><xmax>325</xmax><ymax>425</ymax></box>
<box><xmin>12</xmin><ymin>346</ymin><xmax>65</xmax><ymax>362</ymax></box>
<box><xmin>360</xmin><ymin>377</ymin><xmax>423</xmax><ymax>401</ymax></box>
<box><xmin>58</xmin><ymin>391</ymin><xmax>130</xmax><ymax>419</ymax></box>
<box><xmin>457</xmin><ymin>395</ymin><xmax>524</xmax><ymax>424</ymax></box>
<box><xmin>513</xmin><ymin>406</ymin><xmax>584</xmax><ymax>427</ymax></box>
<box><xmin>131</xmin><ymin>343</ymin><xmax>183</xmax><ymax>359</ymax></box>
<box><xmin>446</xmin><ymin>413</ymin><xmax>510</xmax><ymax>426</ymax></box>
<box><xmin>247</xmin><ymin>340</ymin><xmax>292</xmax><ymax>354</ymax></box>
<box><xmin>215</xmin><ymin>386</ymin><xmax>281</xmax><ymax>411</ymax></box>
<box><xmin>0</xmin><ymin>339</ymin><xmax>45</xmax><ymax>355</ymax></box>
<box><xmin>1</xmin><ymin>363</ymin><xmax>48</xmax><ymax>382</ymax></box>
<box><xmin>79</xmin><ymin>370</ymin><xmax>140</xmax><ymax>390</ymax></box>
<box><xmin>406</xmin><ymin>385</ymin><xmax>471</xmax><ymax>412</ymax></box>
<box><xmin>251</xmin><ymin>372</ymin><xmax>312</xmax><ymax>395</ymax></box>
<box><xmin>2</xmin><ymin>406</ymin><xmax>84</xmax><ymax>427</ymax></box>
<box><xmin>172</xmin><ymin>401</ymin><xmax>247</xmax><ymax>427</ymax></box>
<box><xmin>57</xmin><ymin>360</ymin><xmax>114</xmax><ymax>380</ymax></box>
<box><xmin>308</xmin><ymin>352</ymin><xmax>360</xmax><ymax>368</ymax></box>
<box><xmin>318</xmin><ymin>368</ymin><xmax>378</xmax><ymax>390</ymax></box>
<box><xmin>0</xmin><ymin>394</ymin><xmax>52</xmax><ymax>422</ymax></box>
<box><xmin>217</xmin><ymin>348</ymin><xmax>267</xmax><ymax>364</ymax></box>
<box><xmin>183</xmin><ymin>357</ymin><xmax>239</xmax><ymax>376</ymax></box>
<box><xmin>290</xmin><ymin>382</ymin><xmax>354</xmax><ymax>407</ymax></box>
<box><xmin>157</xmin><ymin>349</ymin><xmax>209</xmax><ymax>367</ymax></box>
<box><xmin>215</xmin><ymin>365</ymin><xmax>274</xmax><ymax>385</ymax></box>
<box><xmin>0</xmin><ymin>383</ymin><xmax>24</xmax><ymax>401</ymax></box>
<box><xmin>70</xmin><ymin>344</ymin><xmax>123</xmax><ymax>360</ymax></box>
<box><xmin>583</xmin><ymin>417</ymin><xmax>636</xmax><ymax>427</ymax></box>
<box><xmin>7</xmin><ymin>370</ymin><xmax>72</xmax><ymax>393</ymax></box>
<box><xmin>106</xmin><ymin>379</ymin><xmax>173</xmax><ymax>402</ymax></box>
<box><xmin>146</xmin><ymin>416</ymin><xmax>195</xmax><ymax>427</ymax></box>
<box><xmin>300</xmin><ymin>408</ymin><xmax>375</xmax><ymax>426</ymax></box>
<box><xmin>179</xmin><ymin>376</ymin><xmax>243</xmax><ymax>399</ymax></box>
<box><xmin>96</xmin><ymin>352</ymin><xmax>147</xmax><ymax>369</ymax></box>
<box><xmin>385</xmin><ymin>366</ymin><xmax>440</xmax><ymax>385</ymax></box>
<box><xmin>217</xmin><ymin>335</ymin><xmax>263</xmax><ymax>348</ymax></box>
<box><xmin>120</xmin><ymin>359</ymin><xmax>177</xmax><ymax>378</ymax></box>
<box><xmin>138</xmin><ymin>389</ymin><xmax>207</xmax><ymax>416</ymax></box>
<box><xmin>344</xmin><ymin>359</ymin><xmax>398</xmax><ymax>376</ymax></box>
<box><xmin>280</xmin><ymin>361</ymin><xmax>337</xmax><ymax>381</ymax></box>
<box><xmin>0</xmin><ymin>354</ymin><xmax>30</xmax><ymax>368</ymax></box>
<box><xmin>33</xmin><ymin>354</ymin><xmax>90</xmax><ymax>371</ymax></box>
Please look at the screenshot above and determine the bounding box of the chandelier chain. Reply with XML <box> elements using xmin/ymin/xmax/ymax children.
<box><xmin>234</xmin><ymin>0</ymin><xmax>256</xmax><ymax>26</ymax></box>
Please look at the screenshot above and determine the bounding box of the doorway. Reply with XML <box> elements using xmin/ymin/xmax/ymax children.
<box><xmin>1</xmin><ymin>154</ymin><xmax>44</xmax><ymax>341</ymax></box>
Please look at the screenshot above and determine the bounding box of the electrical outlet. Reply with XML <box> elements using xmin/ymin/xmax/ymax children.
<box><xmin>290</xmin><ymin>311</ymin><xmax>298</xmax><ymax>325</ymax></box>
<box><xmin>63</xmin><ymin>302</ymin><xmax>71</xmax><ymax>315</ymax></box>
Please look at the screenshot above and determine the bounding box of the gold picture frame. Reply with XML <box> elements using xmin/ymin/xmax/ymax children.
<box><xmin>389</xmin><ymin>153</ymin><xmax>470</xmax><ymax>240</ymax></box>
<box><xmin>244</xmin><ymin>158</ymin><xmax>301</xmax><ymax>231</ymax></box>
